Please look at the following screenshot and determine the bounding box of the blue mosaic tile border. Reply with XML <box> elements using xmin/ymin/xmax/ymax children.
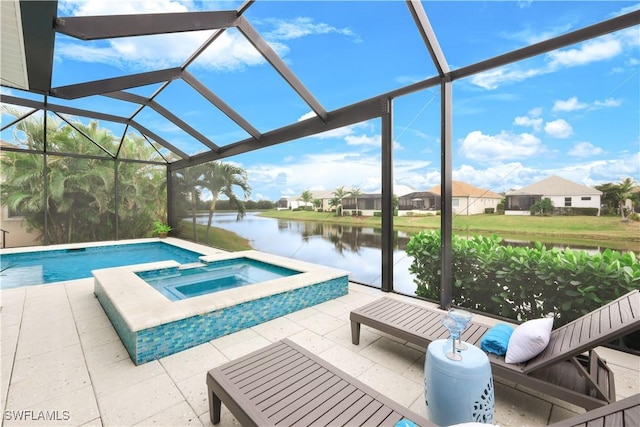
<box><xmin>94</xmin><ymin>281</ymin><xmax>137</xmax><ymax>361</ymax></box>
<box><xmin>98</xmin><ymin>275</ymin><xmax>348</xmax><ymax>365</ymax></box>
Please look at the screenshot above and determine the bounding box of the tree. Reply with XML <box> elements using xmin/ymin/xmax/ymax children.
<box><xmin>0</xmin><ymin>109</ymin><xmax>165</xmax><ymax>244</ymax></box>
<box><xmin>328</xmin><ymin>196</ymin><xmax>342</xmax><ymax>215</ymax></box>
<box><xmin>333</xmin><ymin>186</ymin><xmax>349</xmax><ymax>216</ymax></box>
<box><xmin>349</xmin><ymin>188</ymin><xmax>363</xmax><ymax>215</ymax></box>
<box><xmin>530</xmin><ymin>198</ymin><xmax>554</xmax><ymax>216</ymax></box>
<box><xmin>616</xmin><ymin>177</ymin><xmax>636</xmax><ymax>221</ymax></box>
<box><xmin>173</xmin><ymin>164</ymin><xmax>207</xmax><ymax>241</ymax></box>
<box><xmin>202</xmin><ymin>161</ymin><xmax>251</xmax><ymax>242</ymax></box>
<box><xmin>596</xmin><ymin>177</ymin><xmax>638</xmax><ymax>219</ymax></box>
<box><xmin>299</xmin><ymin>190</ymin><xmax>313</xmax><ymax>210</ymax></box>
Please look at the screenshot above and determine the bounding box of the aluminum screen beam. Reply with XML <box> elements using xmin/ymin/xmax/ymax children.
<box><xmin>104</xmin><ymin>90</ymin><xmax>220</xmax><ymax>152</ymax></box>
<box><xmin>440</xmin><ymin>80</ymin><xmax>453</xmax><ymax>309</ymax></box>
<box><xmin>51</xmin><ymin>68</ymin><xmax>182</xmax><ymax>99</ymax></box>
<box><xmin>182</xmin><ymin>71</ymin><xmax>261</xmax><ymax>141</ymax></box>
<box><xmin>20</xmin><ymin>1</ymin><xmax>57</xmax><ymax>93</ymax></box>
<box><xmin>169</xmin><ymin>96</ymin><xmax>383</xmax><ymax>170</ymax></box>
<box><xmin>406</xmin><ymin>0</ymin><xmax>450</xmax><ymax>77</ymax></box>
<box><xmin>54</xmin><ymin>10</ymin><xmax>240</xmax><ymax>40</ymax></box>
<box><xmin>236</xmin><ymin>17</ymin><xmax>328</xmax><ymax>123</ymax></box>
<box><xmin>2</xmin><ymin>94</ymin><xmax>189</xmax><ymax>160</ymax></box>
<box><xmin>380</xmin><ymin>98</ymin><xmax>394</xmax><ymax>293</ymax></box>
<box><xmin>451</xmin><ymin>10</ymin><xmax>640</xmax><ymax>81</ymax></box>
<box><xmin>129</xmin><ymin>120</ymin><xmax>190</xmax><ymax>160</ymax></box>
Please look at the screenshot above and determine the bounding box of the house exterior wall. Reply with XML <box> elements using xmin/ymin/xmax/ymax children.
<box><xmin>547</xmin><ymin>195</ymin><xmax>601</xmax><ymax>212</ymax></box>
<box><xmin>0</xmin><ymin>206</ymin><xmax>41</xmax><ymax>248</ymax></box>
<box><xmin>453</xmin><ymin>197</ymin><xmax>501</xmax><ymax>215</ymax></box>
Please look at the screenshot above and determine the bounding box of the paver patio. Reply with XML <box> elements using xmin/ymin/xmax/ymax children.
<box><xmin>1</xmin><ymin>279</ymin><xmax>638</xmax><ymax>426</ymax></box>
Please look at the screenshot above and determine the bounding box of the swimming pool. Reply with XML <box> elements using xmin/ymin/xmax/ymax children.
<box><xmin>137</xmin><ymin>258</ymin><xmax>302</xmax><ymax>301</ymax></box>
<box><xmin>0</xmin><ymin>240</ymin><xmax>206</xmax><ymax>289</ymax></box>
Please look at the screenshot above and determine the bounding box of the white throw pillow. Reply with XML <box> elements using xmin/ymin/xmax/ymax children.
<box><xmin>505</xmin><ymin>317</ymin><xmax>553</xmax><ymax>364</ymax></box>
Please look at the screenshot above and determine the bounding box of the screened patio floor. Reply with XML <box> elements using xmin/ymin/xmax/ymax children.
<box><xmin>1</xmin><ymin>277</ymin><xmax>638</xmax><ymax>426</ymax></box>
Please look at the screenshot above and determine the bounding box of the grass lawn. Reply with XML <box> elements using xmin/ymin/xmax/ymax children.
<box><xmin>258</xmin><ymin>210</ymin><xmax>640</xmax><ymax>243</ymax></box>
<box><xmin>174</xmin><ymin>221</ymin><xmax>252</xmax><ymax>251</ymax></box>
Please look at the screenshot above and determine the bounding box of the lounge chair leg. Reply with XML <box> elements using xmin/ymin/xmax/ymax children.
<box><xmin>209</xmin><ymin>388</ymin><xmax>222</xmax><ymax>425</ymax></box>
<box><xmin>351</xmin><ymin>320</ymin><xmax>361</xmax><ymax>345</ymax></box>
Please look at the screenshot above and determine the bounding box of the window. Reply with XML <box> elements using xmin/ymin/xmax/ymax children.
<box><xmin>452</xmin><ymin>199</ymin><xmax>460</xmax><ymax>208</ymax></box>
<box><xmin>581</xmin><ymin>196</ymin><xmax>591</xmax><ymax>201</ymax></box>
<box><xmin>565</xmin><ymin>197</ymin><xmax>572</xmax><ymax>207</ymax></box>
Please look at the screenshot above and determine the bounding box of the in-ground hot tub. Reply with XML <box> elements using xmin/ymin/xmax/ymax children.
<box><xmin>94</xmin><ymin>250</ymin><xmax>349</xmax><ymax>365</ymax></box>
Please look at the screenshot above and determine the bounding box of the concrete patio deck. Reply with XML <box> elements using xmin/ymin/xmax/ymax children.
<box><xmin>1</xmin><ymin>279</ymin><xmax>638</xmax><ymax>426</ymax></box>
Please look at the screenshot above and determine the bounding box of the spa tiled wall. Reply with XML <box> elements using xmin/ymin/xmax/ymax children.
<box><xmin>97</xmin><ymin>275</ymin><xmax>348</xmax><ymax>364</ymax></box>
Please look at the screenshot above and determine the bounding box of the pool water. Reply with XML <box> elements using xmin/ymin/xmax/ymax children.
<box><xmin>0</xmin><ymin>242</ymin><xmax>203</xmax><ymax>289</ymax></box>
<box><xmin>137</xmin><ymin>257</ymin><xmax>302</xmax><ymax>301</ymax></box>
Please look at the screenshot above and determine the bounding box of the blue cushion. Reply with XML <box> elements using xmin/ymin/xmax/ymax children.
<box><xmin>480</xmin><ymin>324</ymin><xmax>514</xmax><ymax>356</ymax></box>
<box><xmin>394</xmin><ymin>420</ymin><xmax>417</xmax><ymax>427</ymax></box>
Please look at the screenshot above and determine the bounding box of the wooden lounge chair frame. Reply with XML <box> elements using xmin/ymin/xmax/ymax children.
<box><xmin>548</xmin><ymin>393</ymin><xmax>640</xmax><ymax>426</ymax></box>
<box><xmin>350</xmin><ymin>290</ymin><xmax>640</xmax><ymax>411</ymax></box>
<box><xmin>207</xmin><ymin>338</ymin><xmax>434</xmax><ymax>426</ymax></box>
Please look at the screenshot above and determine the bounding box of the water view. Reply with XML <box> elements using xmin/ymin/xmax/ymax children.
<box><xmin>197</xmin><ymin>212</ymin><xmax>626</xmax><ymax>297</ymax></box>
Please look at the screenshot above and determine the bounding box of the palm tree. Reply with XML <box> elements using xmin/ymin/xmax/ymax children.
<box><xmin>328</xmin><ymin>196</ymin><xmax>342</xmax><ymax>215</ymax></box>
<box><xmin>333</xmin><ymin>186</ymin><xmax>349</xmax><ymax>216</ymax></box>
<box><xmin>202</xmin><ymin>161</ymin><xmax>252</xmax><ymax>242</ymax></box>
<box><xmin>617</xmin><ymin>177</ymin><xmax>637</xmax><ymax>220</ymax></box>
<box><xmin>173</xmin><ymin>164</ymin><xmax>207</xmax><ymax>241</ymax></box>
<box><xmin>349</xmin><ymin>188</ymin><xmax>363</xmax><ymax>215</ymax></box>
<box><xmin>299</xmin><ymin>190</ymin><xmax>313</xmax><ymax>210</ymax></box>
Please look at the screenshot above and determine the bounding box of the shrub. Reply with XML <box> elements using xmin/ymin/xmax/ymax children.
<box><xmin>406</xmin><ymin>230</ymin><xmax>640</xmax><ymax>325</ymax></box>
<box><xmin>485</xmin><ymin>208</ymin><xmax>495</xmax><ymax>214</ymax></box>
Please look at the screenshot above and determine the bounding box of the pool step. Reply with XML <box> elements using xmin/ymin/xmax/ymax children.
<box><xmin>179</xmin><ymin>262</ymin><xmax>207</xmax><ymax>270</ymax></box>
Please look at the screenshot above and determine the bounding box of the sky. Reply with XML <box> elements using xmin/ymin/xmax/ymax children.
<box><xmin>2</xmin><ymin>0</ymin><xmax>639</xmax><ymax>202</ymax></box>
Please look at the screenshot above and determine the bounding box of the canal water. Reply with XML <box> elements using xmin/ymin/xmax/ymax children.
<box><xmin>199</xmin><ymin>212</ymin><xmax>625</xmax><ymax>297</ymax></box>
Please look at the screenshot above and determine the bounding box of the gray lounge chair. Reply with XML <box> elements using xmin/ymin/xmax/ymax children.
<box><xmin>548</xmin><ymin>393</ymin><xmax>639</xmax><ymax>426</ymax></box>
<box><xmin>207</xmin><ymin>338</ymin><xmax>434</xmax><ymax>426</ymax></box>
<box><xmin>350</xmin><ymin>290</ymin><xmax>640</xmax><ymax>410</ymax></box>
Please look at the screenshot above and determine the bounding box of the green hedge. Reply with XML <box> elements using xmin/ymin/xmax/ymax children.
<box><xmin>554</xmin><ymin>207</ymin><xmax>600</xmax><ymax>216</ymax></box>
<box><xmin>406</xmin><ymin>230</ymin><xmax>640</xmax><ymax>326</ymax></box>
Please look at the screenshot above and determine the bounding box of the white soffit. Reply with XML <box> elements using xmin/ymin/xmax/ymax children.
<box><xmin>1</xmin><ymin>0</ymin><xmax>29</xmax><ymax>90</ymax></box>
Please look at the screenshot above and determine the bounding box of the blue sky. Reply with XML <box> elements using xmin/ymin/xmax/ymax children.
<box><xmin>4</xmin><ymin>1</ymin><xmax>640</xmax><ymax>202</ymax></box>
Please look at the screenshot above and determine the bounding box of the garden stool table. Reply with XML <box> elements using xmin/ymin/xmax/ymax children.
<box><xmin>424</xmin><ymin>339</ymin><xmax>494</xmax><ymax>426</ymax></box>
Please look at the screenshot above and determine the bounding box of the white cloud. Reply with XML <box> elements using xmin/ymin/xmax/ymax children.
<box><xmin>260</xmin><ymin>17</ymin><xmax>360</xmax><ymax>42</ymax></box>
<box><xmin>567</xmin><ymin>142</ymin><xmax>604</xmax><ymax>157</ymax></box>
<box><xmin>552</xmin><ymin>96</ymin><xmax>622</xmax><ymax>112</ymax></box>
<box><xmin>547</xmin><ymin>36</ymin><xmax>622</xmax><ymax>68</ymax></box>
<box><xmin>552</xmin><ymin>97</ymin><xmax>588</xmax><ymax>112</ymax></box>
<box><xmin>514</xmin><ymin>115</ymin><xmax>543</xmax><ymax>131</ymax></box>
<box><xmin>544</xmin><ymin>119</ymin><xmax>573</xmax><ymax>138</ymax></box>
<box><xmin>454</xmin><ymin>162</ymin><xmax>538</xmax><ymax>192</ymax></box>
<box><xmin>593</xmin><ymin>98</ymin><xmax>622</xmax><ymax>108</ymax></box>
<box><xmin>459</xmin><ymin>130</ymin><xmax>544</xmax><ymax>162</ymax></box>
<box><xmin>470</xmin><ymin>67</ymin><xmax>542</xmax><ymax>90</ymax></box>
<box><xmin>345</xmin><ymin>134</ymin><xmax>379</xmax><ymax>146</ymax></box>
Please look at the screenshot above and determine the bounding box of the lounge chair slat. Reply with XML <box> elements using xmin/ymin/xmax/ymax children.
<box><xmin>288</xmin><ymin>382</ymin><xmax>358</xmax><ymax>426</ymax></box>
<box><xmin>327</xmin><ymin>394</ymin><xmax>375</xmax><ymax>426</ymax></box>
<box><xmin>307</xmin><ymin>388</ymin><xmax>367</xmax><ymax>426</ymax></box>
<box><xmin>261</xmin><ymin>370</ymin><xmax>338</xmax><ymax>417</ymax></box>
<box><xmin>548</xmin><ymin>394</ymin><xmax>640</xmax><ymax>426</ymax></box>
<box><xmin>248</xmin><ymin>360</ymin><xmax>322</xmax><ymax>401</ymax></box>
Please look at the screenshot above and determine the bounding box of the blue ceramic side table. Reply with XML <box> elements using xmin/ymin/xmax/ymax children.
<box><xmin>424</xmin><ymin>339</ymin><xmax>494</xmax><ymax>425</ymax></box>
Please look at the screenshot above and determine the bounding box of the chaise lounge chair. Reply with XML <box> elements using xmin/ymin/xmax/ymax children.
<box><xmin>548</xmin><ymin>393</ymin><xmax>639</xmax><ymax>426</ymax></box>
<box><xmin>207</xmin><ymin>338</ymin><xmax>434</xmax><ymax>426</ymax></box>
<box><xmin>350</xmin><ymin>290</ymin><xmax>640</xmax><ymax>411</ymax></box>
